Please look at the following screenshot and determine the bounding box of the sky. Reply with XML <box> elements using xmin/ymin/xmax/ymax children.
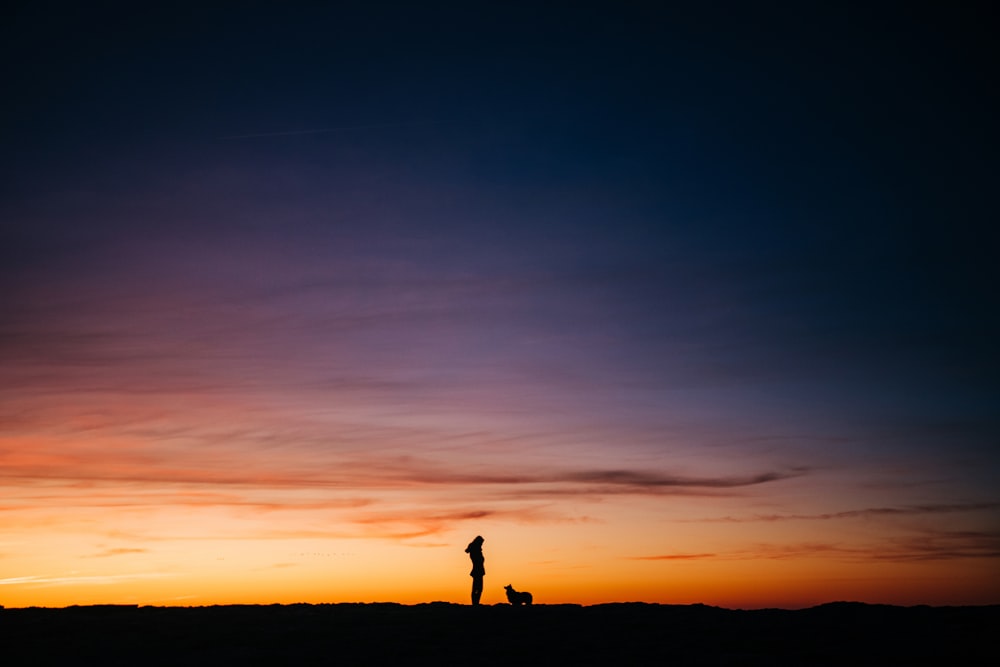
<box><xmin>1</xmin><ymin>2</ymin><xmax>998</xmax><ymax>609</ymax></box>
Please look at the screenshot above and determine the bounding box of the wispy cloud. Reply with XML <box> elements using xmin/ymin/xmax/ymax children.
<box><xmin>345</xmin><ymin>505</ymin><xmax>591</xmax><ymax>540</ymax></box>
<box><xmin>1</xmin><ymin>421</ymin><xmax>809</xmax><ymax>501</ymax></box>
<box><xmin>689</xmin><ymin>502</ymin><xmax>1000</xmax><ymax>523</ymax></box>
<box><xmin>561</xmin><ymin>468</ymin><xmax>808</xmax><ymax>490</ymax></box>
<box><xmin>0</xmin><ymin>489</ymin><xmax>374</xmax><ymax>513</ymax></box>
<box><xmin>631</xmin><ymin>553</ymin><xmax>718</xmax><ymax>561</ymax></box>
<box><xmin>0</xmin><ymin>572</ymin><xmax>171</xmax><ymax>587</ymax></box>
<box><xmin>635</xmin><ymin>530</ymin><xmax>1000</xmax><ymax>564</ymax></box>
<box><xmin>87</xmin><ymin>548</ymin><xmax>148</xmax><ymax>558</ymax></box>
<box><xmin>875</xmin><ymin>530</ymin><xmax>1000</xmax><ymax>562</ymax></box>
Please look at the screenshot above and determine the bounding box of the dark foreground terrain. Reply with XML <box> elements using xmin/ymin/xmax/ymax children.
<box><xmin>3</xmin><ymin>601</ymin><xmax>996</xmax><ymax>665</ymax></box>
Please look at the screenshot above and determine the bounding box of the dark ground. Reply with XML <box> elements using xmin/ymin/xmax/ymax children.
<box><xmin>3</xmin><ymin>601</ymin><xmax>996</xmax><ymax>665</ymax></box>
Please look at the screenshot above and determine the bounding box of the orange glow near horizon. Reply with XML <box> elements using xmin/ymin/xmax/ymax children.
<box><xmin>3</xmin><ymin>410</ymin><xmax>998</xmax><ymax>609</ymax></box>
<box><xmin>4</xmin><ymin>521</ymin><xmax>998</xmax><ymax>609</ymax></box>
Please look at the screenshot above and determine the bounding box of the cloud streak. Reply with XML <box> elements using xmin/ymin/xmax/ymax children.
<box><xmin>87</xmin><ymin>548</ymin><xmax>148</xmax><ymax>558</ymax></box>
<box><xmin>0</xmin><ymin>573</ymin><xmax>171</xmax><ymax>587</ymax></box>
<box><xmin>635</xmin><ymin>530</ymin><xmax>1000</xmax><ymax>564</ymax></box>
<box><xmin>690</xmin><ymin>502</ymin><xmax>1000</xmax><ymax>523</ymax></box>
<box><xmin>0</xmin><ymin>447</ymin><xmax>807</xmax><ymax>498</ymax></box>
<box><xmin>875</xmin><ymin>530</ymin><xmax>1000</xmax><ymax>562</ymax></box>
<box><xmin>563</xmin><ymin>468</ymin><xmax>808</xmax><ymax>489</ymax></box>
<box><xmin>631</xmin><ymin>553</ymin><xmax>718</xmax><ymax>561</ymax></box>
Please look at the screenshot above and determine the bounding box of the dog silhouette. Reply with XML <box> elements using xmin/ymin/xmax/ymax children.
<box><xmin>504</xmin><ymin>584</ymin><xmax>533</xmax><ymax>606</ymax></box>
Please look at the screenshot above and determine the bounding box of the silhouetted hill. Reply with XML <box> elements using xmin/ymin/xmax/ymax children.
<box><xmin>3</xmin><ymin>602</ymin><xmax>996</xmax><ymax>665</ymax></box>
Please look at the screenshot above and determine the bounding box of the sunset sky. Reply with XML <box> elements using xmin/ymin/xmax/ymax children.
<box><xmin>2</xmin><ymin>3</ymin><xmax>997</xmax><ymax>608</ymax></box>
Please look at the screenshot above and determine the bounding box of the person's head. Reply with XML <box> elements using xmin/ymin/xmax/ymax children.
<box><xmin>465</xmin><ymin>535</ymin><xmax>484</xmax><ymax>552</ymax></box>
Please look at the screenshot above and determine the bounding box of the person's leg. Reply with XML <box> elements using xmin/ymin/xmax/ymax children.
<box><xmin>471</xmin><ymin>576</ymin><xmax>483</xmax><ymax>605</ymax></box>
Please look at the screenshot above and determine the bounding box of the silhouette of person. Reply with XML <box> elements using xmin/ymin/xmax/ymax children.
<box><xmin>465</xmin><ymin>535</ymin><xmax>485</xmax><ymax>605</ymax></box>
